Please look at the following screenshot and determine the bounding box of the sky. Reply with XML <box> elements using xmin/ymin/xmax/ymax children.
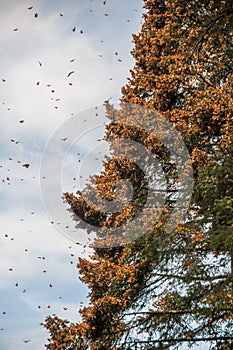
<box><xmin>0</xmin><ymin>1</ymin><xmax>144</xmax><ymax>349</ymax></box>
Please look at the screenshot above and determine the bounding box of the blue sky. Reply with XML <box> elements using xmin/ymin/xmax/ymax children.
<box><xmin>0</xmin><ymin>1</ymin><xmax>143</xmax><ymax>349</ymax></box>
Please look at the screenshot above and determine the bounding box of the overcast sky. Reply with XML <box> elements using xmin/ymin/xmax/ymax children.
<box><xmin>0</xmin><ymin>1</ymin><xmax>143</xmax><ymax>349</ymax></box>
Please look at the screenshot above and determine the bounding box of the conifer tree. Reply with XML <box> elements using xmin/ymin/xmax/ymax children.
<box><xmin>44</xmin><ymin>1</ymin><xmax>233</xmax><ymax>349</ymax></box>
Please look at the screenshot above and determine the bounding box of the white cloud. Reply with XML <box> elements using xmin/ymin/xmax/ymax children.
<box><xmin>0</xmin><ymin>0</ymin><xmax>144</xmax><ymax>348</ymax></box>
<box><xmin>0</xmin><ymin>0</ymin><xmax>142</xmax><ymax>137</ymax></box>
